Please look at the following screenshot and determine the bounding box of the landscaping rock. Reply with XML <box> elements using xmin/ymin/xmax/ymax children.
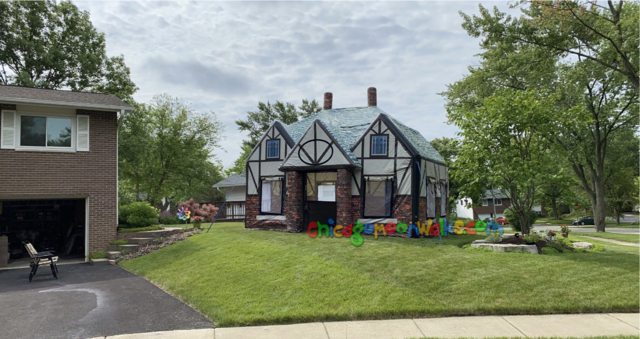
<box><xmin>107</xmin><ymin>251</ymin><xmax>121</xmax><ymax>260</ymax></box>
<box><xmin>572</xmin><ymin>241</ymin><xmax>594</xmax><ymax>250</ymax></box>
<box><xmin>471</xmin><ymin>240</ymin><xmax>538</xmax><ymax>254</ymax></box>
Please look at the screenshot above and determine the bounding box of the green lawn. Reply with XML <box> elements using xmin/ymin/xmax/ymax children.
<box><xmin>579</xmin><ymin>232</ymin><xmax>640</xmax><ymax>244</ymax></box>
<box><xmin>120</xmin><ymin>222</ymin><xmax>639</xmax><ymax>327</ymax></box>
<box><xmin>535</xmin><ymin>217</ymin><xmax>639</xmax><ymax>227</ymax></box>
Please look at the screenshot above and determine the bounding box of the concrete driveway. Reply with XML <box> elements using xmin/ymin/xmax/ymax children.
<box><xmin>0</xmin><ymin>263</ymin><xmax>212</xmax><ymax>339</ymax></box>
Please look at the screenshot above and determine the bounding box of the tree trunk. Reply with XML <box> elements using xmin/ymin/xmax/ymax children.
<box><xmin>551</xmin><ymin>197</ymin><xmax>559</xmax><ymax>220</ymax></box>
<box><xmin>593</xmin><ymin>176</ymin><xmax>607</xmax><ymax>232</ymax></box>
<box><xmin>518</xmin><ymin>210</ymin><xmax>531</xmax><ymax>235</ymax></box>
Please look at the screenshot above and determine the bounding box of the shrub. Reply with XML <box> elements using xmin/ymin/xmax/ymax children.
<box><xmin>178</xmin><ymin>198</ymin><xmax>219</xmax><ymax>222</ymax></box>
<box><xmin>119</xmin><ymin>202</ymin><xmax>159</xmax><ymax>229</ymax></box>
<box><xmin>485</xmin><ymin>233</ymin><xmax>503</xmax><ymax>243</ymax></box>
<box><xmin>588</xmin><ymin>243</ymin><xmax>605</xmax><ymax>252</ymax></box>
<box><xmin>545</xmin><ymin>240</ymin><xmax>566</xmax><ymax>253</ymax></box>
<box><xmin>504</xmin><ymin>207</ymin><xmax>538</xmax><ymax>232</ymax></box>
<box><xmin>159</xmin><ymin>210</ymin><xmax>179</xmax><ymax>225</ymax></box>
<box><xmin>542</xmin><ymin>247</ymin><xmax>559</xmax><ymax>255</ymax></box>
<box><xmin>523</xmin><ymin>233</ymin><xmax>540</xmax><ymax>244</ymax></box>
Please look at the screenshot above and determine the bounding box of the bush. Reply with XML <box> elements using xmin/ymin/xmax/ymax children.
<box><xmin>542</xmin><ymin>247</ymin><xmax>559</xmax><ymax>255</ymax></box>
<box><xmin>545</xmin><ymin>240</ymin><xmax>566</xmax><ymax>253</ymax></box>
<box><xmin>89</xmin><ymin>251</ymin><xmax>107</xmax><ymax>259</ymax></box>
<box><xmin>119</xmin><ymin>202</ymin><xmax>159</xmax><ymax>229</ymax></box>
<box><xmin>110</xmin><ymin>239</ymin><xmax>128</xmax><ymax>246</ymax></box>
<box><xmin>523</xmin><ymin>233</ymin><xmax>540</xmax><ymax>244</ymax></box>
<box><xmin>159</xmin><ymin>210</ymin><xmax>179</xmax><ymax>225</ymax></box>
<box><xmin>504</xmin><ymin>207</ymin><xmax>538</xmax><ymax>232</ymax></box>
<box><xmin>178</xmin><ymin>198</ymin><xmax>219</xmax><ymax>222</ymax></box>
<box><xmin>485</xmin><ymin>233</ymin><xmax>503</xmax><ymax>243</ymax></box>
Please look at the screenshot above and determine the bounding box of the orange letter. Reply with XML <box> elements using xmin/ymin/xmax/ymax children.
<box><xmin>308</xmin><ymin>222</ymin><xmax>318</xmax><ymax>238</ymax></box>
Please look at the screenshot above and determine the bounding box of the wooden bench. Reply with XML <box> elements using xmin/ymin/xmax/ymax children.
<box><xmin>23</xmin><ymin>242</ymin><xmax>58</xmax><ymax>282</ymax></box>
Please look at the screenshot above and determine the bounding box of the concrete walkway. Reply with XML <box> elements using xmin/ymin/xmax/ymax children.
<box><xmin>582</xmin><ymin>236</ymin><xmax>640</xmax><ymax>247</ymax></box>
<box><xmin>92</xmin><ymin>313</ymin><xmax>639</xmax><ymax>338</ymax></box>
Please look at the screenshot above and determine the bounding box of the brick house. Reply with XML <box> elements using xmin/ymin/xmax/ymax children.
<box><xmin>0</xmin><ymin>85</ymin><xmax>133</xmax><ymax>265</ymax></box>
<box><xmin>245</xmin><ymin>88</ymin><xmax>448</xmax><ymax>232</ymax></box>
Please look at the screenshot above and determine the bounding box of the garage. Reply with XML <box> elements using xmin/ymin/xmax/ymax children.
<box><xmin>0</xmin><ymin>199</ymin><xmax>86</xmax><ymax>264</ymax></box>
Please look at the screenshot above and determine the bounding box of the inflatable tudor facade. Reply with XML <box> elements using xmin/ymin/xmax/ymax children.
<box><xmin>244</xmin><ymin>88</ymin><xmax>448</xmax><ymax>232</ymax></box>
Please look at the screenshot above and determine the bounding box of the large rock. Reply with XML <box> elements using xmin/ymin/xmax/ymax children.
<box><xmin>471</xmin><ymin>240</ymin><xmax>538</xmax><ymax>254</ymax></box>
<box><xmin>572</xmin><ymin>241</ymin><xmax>594</xmax><ymax>250</ymax></box>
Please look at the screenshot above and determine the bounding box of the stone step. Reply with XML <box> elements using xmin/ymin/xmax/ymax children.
<box><xmin>108</xmin><ymin>259</ymin><xmax>117</xmax><ymax>265</ymax></box>
<box><xmin>139</xmin><ymin>230</ymin><xmax>172</xmax><ymax>238</ymax></box>
<box><xmin>127</xmin><ymin>237</ymin><xmax>155</xmax><ymax>245</ymax></box>
<box><xmin>89</xmin><ymin>258</ymin><xmax>110</xmax><ymax>265</ymax></box>
<box><xmin>107</xmin><ymin>251</ymin><xmax>121</xmax><ymax>260</ymax></box>
<box><xmin>118</xmin><ymin>244</ymin><xmax>140</xmax><ymax>252</ymax></box>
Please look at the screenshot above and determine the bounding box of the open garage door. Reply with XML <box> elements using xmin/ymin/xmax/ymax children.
<box><xmin>0</xmin><ymin>199</ymin><xmax>86</xmax><ymax>262</ymax></box>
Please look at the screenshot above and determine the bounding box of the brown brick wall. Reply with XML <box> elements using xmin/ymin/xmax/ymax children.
<box><xmin>0</xmin><ymin>107</ymin><xmax>118</xmax><ymax>254</ymax></box>
<box><xmin>336</xmin><ymin>169</ymin><xmax>351</xmax><ymax>227</ymax></box>
<box><xmin>392</xmin><ymin>195</ymin><xmax>412</xmax><ymax>225</ymax></box>
<box><xmin>350</xmin><ymin>196</ymin><xmax>361</xmax><ymax>226</ymax></box>
<box><xmin>419</xmin><ymin>197</ymin><xmax>427</xmax><ymax>224</ymax></box>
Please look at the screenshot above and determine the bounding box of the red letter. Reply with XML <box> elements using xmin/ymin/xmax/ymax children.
<box><xmin>342</xmin><ymin>224</ymin><xmax>353</xmax><ymax>237</ymax></box>
<box><xmin>465</xmin><ymin>221</ymin><xmax>476</xmax><ymax>235</ymax></box>
<box><xmin>307</xmin><ymin>222</ymin><xmax>318</xmax><ymax>238</ymax></box>
<box><xmin>385</xmin><ymin>223</ymin><xmax>397</xmax><ymax>234</ymax></box>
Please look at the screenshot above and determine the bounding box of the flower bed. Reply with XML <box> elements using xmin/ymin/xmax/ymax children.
<box><xmin>470</xmin><ymin>231</ymin><xmax>601</xmax><ymax>254</ymax></box>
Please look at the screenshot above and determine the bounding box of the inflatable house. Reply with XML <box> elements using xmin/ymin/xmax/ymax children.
<box><xmin>244</xmin><ymin>88</ymin><xmax>448</xmax><ymax>232</ymax></box>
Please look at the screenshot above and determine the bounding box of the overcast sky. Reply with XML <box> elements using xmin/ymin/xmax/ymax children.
<box><xmin>75</xmin><ymin>1</ymin><xmax>513</xmax><ymax>169</ymax></box>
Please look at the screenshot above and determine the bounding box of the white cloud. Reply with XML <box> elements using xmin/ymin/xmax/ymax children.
<box><xmin>75</xmin><ymin>1</ymin><xmax>513</xmax><ymax>168</ymax></box>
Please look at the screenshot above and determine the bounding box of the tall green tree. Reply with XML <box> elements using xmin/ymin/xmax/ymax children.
<box><xmin>119</xmin><ymin>94</ymin><xmax>224</xmax><ymax>207</ymax></box>
<box><xmin>229</xmin><ymin>99</ymin><xmax>321</xmax><ymax>174</ymax></box>
<box><xmin>450</xmin><ymin>89</ymin><xmax>557</xmax><ymax>234</ymax></box>
<box><xmin>603</xmin><ymin>128</ymin><xmax>640</xmax><ymax>224</ymax></box>
<box><xmin>430</xmin><ymin>137</ymin><xmax>461</xmax><ymax>218</ymax></box>
<box><xmin>448</xmin><ymin>1</ymin><xmax>639</xmax><ymax>231</ymax></box>
<box><xmin>0</xmin><ymin>0</ymin><xmax>137</xmax><ymax>101</ymax></box>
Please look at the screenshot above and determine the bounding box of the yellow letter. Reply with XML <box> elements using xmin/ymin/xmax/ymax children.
<box><xmin>374</xmin><ymin>223</ymin><xmax>386</xmax><ymax>239</ymax></box>
<box><xmin>334</xmin><ymin>225</ymin><xmax>343</xmax><ymax>238</ymax></box>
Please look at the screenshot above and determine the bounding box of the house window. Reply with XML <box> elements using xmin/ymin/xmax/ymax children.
<box><xmin>483</xmin><ymin>199</ymin><xmax>495</xmax><ymax>206</ymax></box>
<box><xmin>261</xmin><ymin>178</ymin><xmax>282</xmax><ymax>214</ymax></box>
<box><xmin>317</xmin><ymin>183</ymin><xmax>336</xmax><ymax>202</ymax></box>
<box><xmin>20</xmin><ymin>116</ymin><xmax>72</xmax><ymax>148</ymax></box>
<box><xmin>495</xmin><ymin>199</ymin><xmax>503</xmax><ymax>206</ymax></box>
<box><xmin>371</xmin><ymin>135</ymin><xmax>388</xmax><ymax>156</ymax></box>
<box><xmin>364</xmin><ymin>178</ymin><xmax>393</xmax><ymax>217</ymax></box>
<box><xmin>266</xmin><ymin>139</ymin><xmax>279</xmax><ymax>159</ymax></box>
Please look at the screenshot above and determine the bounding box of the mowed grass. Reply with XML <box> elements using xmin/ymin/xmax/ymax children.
<box><xmin>120</xmin><ymin>223</ymin><xmax>639</xmax><ymax>327</ymax></box>
<box><xmin>579</xmin><ymin>232</ymin><xmax>640</xmax><ymax>244</ymax></box>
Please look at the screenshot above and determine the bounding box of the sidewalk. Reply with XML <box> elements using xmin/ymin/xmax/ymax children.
<box><xmin>94</xmin><ymin>313</ymin><xmax>639</xmax><ymax>339</ymax></box>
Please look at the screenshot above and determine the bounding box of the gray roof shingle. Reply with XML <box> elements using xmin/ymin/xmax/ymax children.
<box><xmin>282</xmin><ymin>106</ymin><xmax>444</xmax><ymax>165</ymax></box>
<box><xmin>0</xmin><ymin>85</ymin><xmax>133</xmax><ymax>111</ymax></box>
<box><xmin>213</xmin><ymin>173</ymin><xmax>246</xmax><ymax>188</ymax></box>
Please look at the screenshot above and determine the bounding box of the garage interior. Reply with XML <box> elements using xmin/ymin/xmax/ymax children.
<box><xmin>0</xmin><ymin>199</ymin><xmax>86</xmax><ymax>266</ymax></box>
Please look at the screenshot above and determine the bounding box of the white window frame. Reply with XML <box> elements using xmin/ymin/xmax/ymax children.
<box><xmin>371</xmin><ymin>135</ymin><xmax>388</xmax><ymax>156</ymax></box>
<box><xmin>495</xmin><ymin>199</ymin><xmax>503</xmax><ymax>206</ymax></box>
<box><xmin>16</xmin><ymin>111</ymin><xmax>76</xmax><ymax>152</ymax></box>
<box><xmin>482</xmin><ymin>199</ymin><xmax>488</xmax><ymax>206</ymax></box>
<box><xmin>266</xmin><ymin>139</ymin><xmax>280</xmax><ymax>159</ymax></box>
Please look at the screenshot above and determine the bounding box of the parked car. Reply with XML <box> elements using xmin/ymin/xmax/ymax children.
<box><xmin>497</xmin><ymin>216</ymin><xmax>508</xmax><ymax>225</ymax></box>
<box><xmin>573</xmin><ymin>216</ymin><xmax>595</xmax><ymax>226</ymax></box>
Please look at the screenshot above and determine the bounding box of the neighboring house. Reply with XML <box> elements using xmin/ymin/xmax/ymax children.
<box><xmin>0</xmin><ymin>85</ymin><xmax>133</xmax><ymax>264</ymax></box>
<box><xmin>245</xmin><ymin>88</ymin><xmax>448</xmax><ymax>232</ymax></box>
<box><xmin>212</xmin><ymin>173</ymin><xmax>246</xmax><ymax>220</ymax></box>
<box><xmin>456</xmin><ymin>189</ymin><xmax>547</xmax><ymax>220</ymax></box>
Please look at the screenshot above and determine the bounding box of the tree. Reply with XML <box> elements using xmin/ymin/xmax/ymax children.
<box><xmin>0</xmin><ymin>0</ymin><xmax>137</xmax><ymax>101</ymax></box>
<box><xmin>230</xmin><ymin>98</ymin><xmax>321</xmax><ymax>174</ymax></box>
<box><xmin>119</xmin><ymin>94</ymin><xmax>224</xmax><ymax>207</ymax></box>
<box><xmin>450</xmin><ymin>89</ymin><xmax>557</xmax><ymax>234</ymax></box>
<box><xmin>430</xmin><ymin>137</ymin><xmax>461</xmax><ymax>218</ymax></box>
<box><xmin>603</xmin><ymin>128</ymin><xmax>640</xmax><ymax>224</ymax></box>
<box><xmin>450</xmin><ymin>1</ymin><xmax>639</xmax><ymax>232</ymax></box>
